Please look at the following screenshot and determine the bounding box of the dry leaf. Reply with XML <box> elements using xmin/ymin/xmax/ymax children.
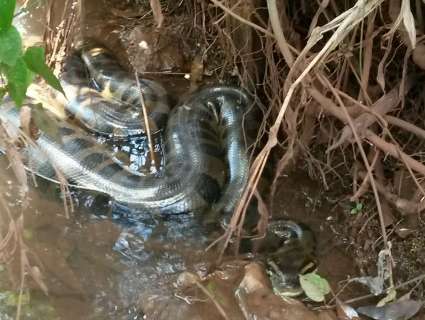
<box><xmin>386</xmin><ymin>0</ymin><xmax>416</xmax><ymax>48</ymax></box>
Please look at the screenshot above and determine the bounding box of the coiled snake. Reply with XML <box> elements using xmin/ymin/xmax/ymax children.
<box><xmin>0</xmin><ymin>45</ymin><xmax>315</xmax><ymax>296</ymax></box>
<box><xmin>0</xmin><ymin>44</ymin><xmax>250</xmax><ymax>217</ymax></box>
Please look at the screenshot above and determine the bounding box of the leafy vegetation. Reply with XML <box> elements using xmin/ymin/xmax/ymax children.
<box><xmin>0</xmin><ymin>0</ymin><xmax>63</xmax><ymax>106</ymax></box>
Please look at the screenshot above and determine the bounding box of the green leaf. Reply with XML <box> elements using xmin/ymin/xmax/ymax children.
<box><xmin>4</xmin><ymin>290</ymin><xmax>30</xmax><ymax>306</ymax></box>
<box><xmin>23</xmin><ymin>46</ymin><xmax>64</xmax><ymax>94</ymax></box>
<box><xmin>350</xmin><ymin>202</ymin><xmax>363</xmax><ymax>215</ymax></box>
<box><xmin>299</xmin><ymin>272</ymin><xmax>331</xmax><ymax>302</ymax></box>
<box><xmin>0</xmin><ymin>26</ymin><xmax>22</xmax><ymax>66</ymax></box>
<box><xmin>4</xmin><ymin>58</ymin><xmax>31</xmax><ymax>106</ymax></box>
<box><xmin>0</xmin><ymin>0</ymin><xmax>16</xmax><ymax>31</ymax></box>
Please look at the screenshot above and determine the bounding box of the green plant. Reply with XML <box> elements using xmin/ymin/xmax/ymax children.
<box><xmin>0</xmin><ymin>0</ymin><xmax>63</xmax><ymax>106</ymax></box>
<box><xmin>299</xmin><ymin>272</ymin><xmax>331</xmax><ymax>302</ymax></box>
<box><xmin>350</xmin><ymin>202</ymin><xmax>364</xmax><ymax>215</ymax></box>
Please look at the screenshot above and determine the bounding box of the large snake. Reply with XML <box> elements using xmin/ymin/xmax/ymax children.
<box><xmin>0</xmin><ymin>45</ymin><xmax>316</xmax><ymax>296</ymax></box>
<box><xmin>59</xmin><ymin>47</ymin><xmax>170</xmax><ymax>138</ymax></box>
<box><xmin>0</xmin><ymin>45</ymin><xmax>250</xmax><ymax>217</ymax></box>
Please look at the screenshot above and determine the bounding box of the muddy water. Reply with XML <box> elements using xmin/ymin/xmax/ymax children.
<box><xmin>0</xmin><ymin>157</ymin><xmax>218</xmax><ymax>319</ymax></box>
<box><xmin>0</xmin><ymin>160</ymin><xmax>362</xmax><ymax>320</ymax></box>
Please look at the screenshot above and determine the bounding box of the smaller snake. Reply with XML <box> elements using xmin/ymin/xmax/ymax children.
<box><xmin>59</xmin><ymin>45</ymin><xmax>169</xmax><ymax>139</ymax></box>
<box><xmin>259</xmin><ymin>220</ymin><xmax>317</xmax><ymax>297</ymax></box>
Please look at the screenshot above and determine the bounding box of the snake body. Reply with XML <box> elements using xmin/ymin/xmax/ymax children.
<box><xmin>263</xmin><ymin>220</ymin><xmax>316</xmax><ymax>297</ymax></box>
<box><xmin>0</xmin><ymin>45</ymin><xmax>316</xmax><ymax>296</ymax></box>
<box><xmin>59</xmin><ymin>50</ymin><xmax>169</xmax><ymax>139</ymax></box>
<box><xmin>1</xmin><ymin>89</ymin><xmax>249</xmax><ymax>216</ymax></box>
<box><xmin>0</xmin><ymin>44</ymin><xmax>251</xmax><ymax>216</ymax></box>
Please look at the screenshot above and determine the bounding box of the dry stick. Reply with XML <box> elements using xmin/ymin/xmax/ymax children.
<box><xmin>385</xmin><ymin>115</ymin><xmax>425</xmax><ymax>141</ymax></box>
<box><xmin>0</xmin><ymin>195</ymin><xmax>19</xmax><ymax>294</ymax></box>
<box><xmin>351</xmin><ymin>150</ymin><xmax>380</xmax><ymax>201</ymax></box>
<box><xmin>213</xmin><ymin>0</ymin><xmax>243</xmax><ymax>25</ymax></box>
<box><xmin>342</xmin><ymin>273</ymin><xmax>425</xmax><ymax>305</ymax></box>
<box><xmin>374</xmin><ymin>154</ymin><xmax>396</xmax><ymax>224</ymax></box>
<box><xmin>358</xmin><ymin>170</ymin><xmax>422</xmax><ymax>214</ymax></box>
<box><xmin>366</xmin><ymin>131</ymin><xmax>425</xmax><ymax>176</ymax></box>
<box><xmin>210</xmin><ymin>0</ymin><xmax>275</xmax><ymax>38</ymax></box>
<box><xmin>328</xmin><ymin>83</ymin><xmax>404</xmax><ymax>152</ymax></box>
<box><xmin>267</xmin><ymin>0</ymin><xmax>295</xmax><ymax>67</ymax></box>
<box><xmin>16</xmin><ymin>217</ymin><xmax>25</xmax><ymax>320</ymax></box>
<box><xmin>210</xmin><ymin>0</ymin><xmax>290</xmax><ymax>258</ymax></box>
<box><xmin>192</xmin><ymin>278</ymin><xmax>231</xmax><ymax>320</ymax></box>
<box><xmin>134</xmin><ymin>72</ymin><xmax>157</xmax><ymax>170</ymax></box>
<box><xmin>357</xmin><ymin>10</ymin><xmax>376</xmax><ymax>103</ymax></box>
<box><xmin>149</xmin><ymin>0</ymin><xmax>164</xmax><ymax>29</ymax></box>
<box><xmin>321</xmin><ymin>76</ymin><xmax>390</xmax><ymax>253</ymax></box>
<box><xmin>284</xmin><ymin>0</ymin><xmax>385</xmax><ymax>93</ymax></box>
<box><xmin>313</xmin><ymin>83</ymin><xmax>425</xmax><ymax>207</ymax></box>
<box><xmin>309</xmin><ymin>89</ymin><xmax>425</xmax><ymax>178</ymax></box>
<box><xmin>384</xmin><ymin>120</ymin><xmax>425</xmax><ymax>204</ymax></box>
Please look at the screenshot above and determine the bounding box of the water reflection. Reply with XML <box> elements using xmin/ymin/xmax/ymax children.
<box><xmin>0</xmin><ymin>153</ymin><xmax>215</xmax><ymax>320</ymax></box>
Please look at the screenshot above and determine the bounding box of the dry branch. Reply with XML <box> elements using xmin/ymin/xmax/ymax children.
<box><xmin>366</xmin><ymin>131</ymin><xmax>425</xmax><ymax>177</ymax></box>
<box><xmin>150</xmin><ymin>0</ymin><xmax>164</xmax><ymax>29</ymax></box>
<box><xmin>373</xmin><ymin>154</ymin><xmax>396</xmax><ymax>225</ymax></box>
<box><xmin>358</xmin><ymin>170</ymin><xmax>423</xmax><ymax>215</ymax></box>
<box><xmin>385</xmin><ymin>115</ymin><xmax>425</xmax><ymax>141</ymax></box>
<box><xmin>328</xmin><ymin>80</ymin><xmax>411</xmax><ymax>151</ymax></box>
<box><xmin>309</xmin><ymin>87</ymin><xmax>425</xmax><ymax>178</ymax></box>
<box><xmin>210</xmin><ymin>0</ymin><xmax>274</xmax><ymax>37</ymax></box>
<box><xmin>351</xmin><ymin>150</ymin><xmax>380</xmax><ymax>201</ymax></box>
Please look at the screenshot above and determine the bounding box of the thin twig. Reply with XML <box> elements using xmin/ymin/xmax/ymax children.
<box><xmin>149</xmin><ymin>0</ymin><xmax>164</xmax><ymax>29</ymax></box>
<box><xmin>134</xmin><ymin>72</ymin><xmax>157</xmax><ymax>171</ymax></box>
<box><xmin>194</xmin><ymin>282</ymin><xmax>230</xmax><ymax>320</ymax></box>
<box><xmin>267</xmin><ymin>0</ymin><xmax>295</xmax><ymax>67</ymax></box>
<box><xmin>320</xmin><ymin>75</ymin><xmax>390</xmax><ymax>253</ymax></box>
<box><xmin>210</xmin><ymin>0</ymin><xmax>275</xmax><ymax>38</ymax></box>
<box><xmin>366</xmin><ymin>130</ymin><xmax>425</xmax><ymax>176</ymax></box>
<box><xmin>385</xmin><ymin>115</ymin><xmax>425</xmax><ymax>141</ymax></box>
<box><xmin>351</xmin><ymin>150</ymin><xmax>380</xmax><ymax>201</ymax></box>
<box><xmin>343</xmin><ymin>273</ymin><xmax>425</xmax><ymax>305</ymax></box>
